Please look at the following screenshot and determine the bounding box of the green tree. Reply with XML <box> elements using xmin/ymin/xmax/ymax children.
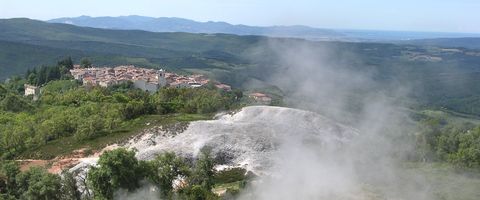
<box><xmin>75</xmin><ymin>115</ymin><xmax>105</xmax><ymax>141</ymax></box>
<box><xmin>37</xmin><ymin>66</ymin><xmax>47</xmax><ymax>86</ymax></box>
<box><xmin>149</xmin><ymin>152</ymin><xmax>189</xmax><ymax>197</ymax></box>
<box><xmin>27</xmin><ymin>73</ymin><xmax>37</xmax><ymax>85</ymax></box>
<box><xmin>190</xmin><ymin>148</ymin><xmax>216</xmax><ymax>190</ymax></box>
<box><xmin>180</xmin><ymin>185</ymin><xmax>219</xmax><ymax>200</ymax></box>
<box><xmin>16</xmin><ymin>167</ymin><xmax>62</xmax><ymax>200</ymax></box>
<box><xmin>122</xmin><ymin>100</ymin><xmax>146</xmax><ymax>120</ymax></box>
<box><xmin>88</xmin><ymin>167</ymin><xmax>113</xmax><ymax>200</ymax></box>
<box><xmin>57</xmin><ymin>57</ymin><xmax>74</xmax><ymax>70</ymax></box>
<box><xmin>80</xmin><ymin>58</ymin><xmax>92</xmax><ymax>68</ymax></box>
<box><xmin>0</xmin><ymin>161</ymin><xmax>20</xmax><ymax>197</ymax></box>
<box><xmin>88</xmin><ymin>148</ymin><xmax>144</xmax><ymax>200</ymax></box>
<box><xmin>0</xmin><ymin>93</ymin><xmax>33</xmax><ymax>112</ymax></box>
<box><xmin>60</xmin><ymin>170</ymin><xmax>82</xmax><ymax>200</ymax></box>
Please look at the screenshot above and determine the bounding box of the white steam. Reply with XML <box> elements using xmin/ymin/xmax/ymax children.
<box><xmin>237</xmin><ymin>39</ymin><xmax>432</xmax><ymax>200</ymax></box>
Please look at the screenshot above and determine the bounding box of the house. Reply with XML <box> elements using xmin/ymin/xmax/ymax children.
<box><xmin>24</xmin><ymin>84</ymin><xmax>40</xmax><ymax>100</ymax></box>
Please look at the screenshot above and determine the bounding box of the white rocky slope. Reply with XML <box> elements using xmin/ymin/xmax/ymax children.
<box><xmin>72</xmin><ymin>106</ymin><xmax>358</xmax><ymax>174</ymax></box>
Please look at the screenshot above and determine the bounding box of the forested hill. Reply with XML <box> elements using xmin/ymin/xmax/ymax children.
<box><xmin>0</xmin><ymin>18</ymin><xmax>267</xmax><ymax>80</ymax></box>
<box><xmin>48</xmin><ymin>15</ymin><xmax>342</xmax><ymax>39</ymax></box>
<box><xmin>0</xmin><ymin>18</ymin><xmax>266</xmax><ymax>57</ymax></box>
<box><xmin>2</xmin><ymin>18</ymin><xmax>480</xmax><ymax>116</ymax></box>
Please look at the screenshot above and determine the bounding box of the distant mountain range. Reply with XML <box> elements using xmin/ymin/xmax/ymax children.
<box><xmin>48</xmin><ymin>15</ymin><xmax>343</xmax><ymax>40</ymax></box>
<box><xmin>48</xmin><ymin>15</ymin><xmax>480</xmax><ymax>43</ymax></box>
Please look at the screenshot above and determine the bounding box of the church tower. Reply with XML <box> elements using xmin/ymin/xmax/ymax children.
<box><xmin>157</xmin><ymin>69</ymin><xmax>167</xmax><ymax>87</ymax></box>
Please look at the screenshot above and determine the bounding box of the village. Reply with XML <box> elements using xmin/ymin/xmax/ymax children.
<box><xmin>69</xmin><ymin>65</ymin><xmax>232</xmax><ymax>92</ymax></box>
<box><xmin>24</xmin><ymin>65</ymin><xmax>272</xmax><ymax>104</ymax></box>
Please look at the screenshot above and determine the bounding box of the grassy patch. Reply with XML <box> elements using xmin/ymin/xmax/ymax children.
<box><xmin>17</xmin><ymin>113</ymin><xmax>212</xmax><ymax>159</ymax></box>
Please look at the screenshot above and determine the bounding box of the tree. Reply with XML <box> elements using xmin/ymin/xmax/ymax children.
<box><xmin>45</xmin><ymin>66</ymin><xmax>61</xmax><ymax>83</ymax></box>
<box><xmin>150</xmin><ymin>152</ymin><xmax>189</xmax><ymax>197</ymax></box>
<box><xmin>181</xmin><ymin>185</ymin><xmax>218</xmax><ymax>200</ymax></box>
<box><xmin>190</xmin><ymin>148</ymin><xmax>216</xmax><ymax>190</ymax></box>
<box><xmin>27</xmin><ymin>73</ymin><xmax>37</xmax><ymax>85</ymax></box>
<box><xmin>80</xmin><ymin>58</ymin><xmax>92</xmax><ymax>68</ymax></box>
<box><xmin>0</xmin><ymin>161</ymin><xmax>20</xmax><ymax>197</ymax></box>
<box><xmin>88</xmin><ymin>148</ymin><xmax>144</xmax><ymax>200</ymax></box>
<box><xmin>0</xmin><ymin>93</ymin><xmax>33</xmax><ymax>112</ymax></box>
<box><xmin>15</xmin><ymin>167</ymin><xmax>62</xmax><ymax>200</ymax></box>
<box><xmin>122</xmin><ymin>100</ymin><xmax>146</xmax><ymax>120</ymax></box>
<box><xmin>60</xmin><ymin>170</ymin><xmax>82</xmax><ymax>200</ymax></box>
<box><xmin>88</xmin><ymin>167</ymin><xmax>113</xmax><ymax>200</ymax></box>
<box><xmin>57</xmin><ymin>57</ymin><xmax>74</xmax><ymax>70</ymax></box>
<box><xmin>74</xmin><ymin>115</ymin><xmax>105</xmax><ymax>141</ymax></box>
<box><xmin>37</xmin><ymin>66</ymin><xmax>47</xmax><ymax>86</ymax></box>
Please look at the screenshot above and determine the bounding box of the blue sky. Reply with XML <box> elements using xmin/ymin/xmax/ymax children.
<box><xmin>1</xmin><ymin>0</ymin><xmax>479</xmax><ymax>33</ymax></box>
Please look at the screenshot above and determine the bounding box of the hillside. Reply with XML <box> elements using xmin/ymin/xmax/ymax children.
<box><xmin>2</xmin><ymin>18</ymin><xmax>480</xmax><ymax>116</ymax></box>
<box><xmin>0</xmin><ymin>41</ymin><xmax>87</xmax><ymax>77</ymax></box>
<box><xmin>0</xmin><ymin>18</ymin><xmax>264</xmax><ymax>81</ymax></box>
<box><xmin>48</xmin><ymin>15</ymin><xmax>342</xmax><ymax>39</ymax></box>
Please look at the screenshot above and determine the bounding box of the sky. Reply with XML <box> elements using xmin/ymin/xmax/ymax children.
<box><xmin>1</xmin><ymin>0</ymin><xmax>479</xmax><ymax>33</ymax></box>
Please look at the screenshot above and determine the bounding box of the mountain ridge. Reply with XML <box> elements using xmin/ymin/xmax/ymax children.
<box><xmin>48</xmin><ymin>15</ymin><xmax>480</xmax><ymax>42</ymax></box>
<box><xmin>48</xmin><ymin>15</ymin><xmax>343</xmax><ymax>39</ymax></box>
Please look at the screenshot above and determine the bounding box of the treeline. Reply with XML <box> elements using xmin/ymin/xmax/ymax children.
<box><xmin>416</xmin><ymin>117</ymin><xmax>480</xmax><ymax>169</ymax></box>
<box><xmin>25</xmin><ymin>57</ymin><xmax>74</xmax><ymax>86</ymax></box>
<box><xmin>0</xmin><ymin>78</ymin><xmax>242</xmax><ymax>159</ymax></box>
<box><xmin>0</xmin><ymin>148</ymin><xmax>249</xmax><ymax>200</ymax></box>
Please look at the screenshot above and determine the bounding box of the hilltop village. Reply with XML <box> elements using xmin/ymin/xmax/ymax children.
<box><xmin>69</xmin><ymin>65</ymin><xmax>231</xmax><ymax>92</ymax></box>
<box><xmin>24</xmin><ymin>64</ymin><xmax>272</xmax><ymax>104</ymax></box>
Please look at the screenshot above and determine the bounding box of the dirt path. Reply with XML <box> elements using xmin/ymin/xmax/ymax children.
<box><xmin>17</xmin><ymin>144</ymin><xmax>120</xmax><ymax>174</ymax></box>
<box><xmin>17</xmin><ymin>148</ymin><xmax>90</xmax><ymax>174</ymax></box>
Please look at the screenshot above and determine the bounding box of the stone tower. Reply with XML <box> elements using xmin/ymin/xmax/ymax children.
<box><xmin>157</xmin><ymin>69</ymin><xmax>167</xmax><ymax>87</ymax></box>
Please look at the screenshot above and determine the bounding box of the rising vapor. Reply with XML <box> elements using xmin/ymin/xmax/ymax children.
<box><xmin>237</xmin><ymin>39</ymin><xmax>433</xmax><ymax>200</ymax></box>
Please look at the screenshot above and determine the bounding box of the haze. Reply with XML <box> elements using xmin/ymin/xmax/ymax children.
<box><xmin>1</xmin><ymin>0</ymin><xmax>479</xmax><ymax>33</ymax></box>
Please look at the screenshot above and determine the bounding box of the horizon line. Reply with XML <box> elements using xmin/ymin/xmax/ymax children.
<box><xmin>3</xmin><ymin>15</ymin><xmax>480</xmax><ymax>35</ymax></box>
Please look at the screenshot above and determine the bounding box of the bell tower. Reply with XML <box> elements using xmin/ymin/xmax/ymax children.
<box><xmin>157</xmin><ymin>69</ymin><xmax>167</xmax><ymax>87</ymax></box>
